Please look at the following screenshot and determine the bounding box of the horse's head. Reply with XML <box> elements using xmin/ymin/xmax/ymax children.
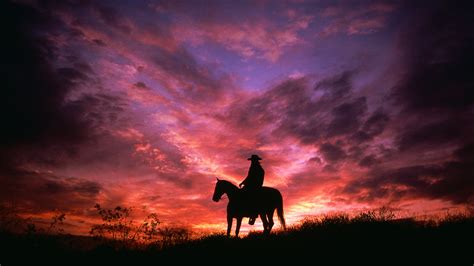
<box><xmin>213</xmin><ymin>178</ymin><xmax>239</xmax><ymax>202</ymax></box>
<box><xmin>212</xmin><ymin>178</ymin><xmax>224</xmax><ymax>202</ymax></box>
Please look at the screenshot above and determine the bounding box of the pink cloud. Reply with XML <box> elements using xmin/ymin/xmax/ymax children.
<box><xmin>126</xmin><ymin>82</ymin><xmax>169</xmax><ymax>106</ymax></box>
<box><xmin>320</xmin><ymin>2</ymin><xmax>396</xmax><ymax>36</ymax></box>
<box><xmin>173</xmin><ymin>16</ymin><xmax>313</xmax><ymax>62</ymax></box>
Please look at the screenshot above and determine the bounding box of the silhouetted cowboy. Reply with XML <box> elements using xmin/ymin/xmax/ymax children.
<box><xmin>239</xmin><ymin>154</ymin><xmax>264</xmax><ymax>225</ymax></box>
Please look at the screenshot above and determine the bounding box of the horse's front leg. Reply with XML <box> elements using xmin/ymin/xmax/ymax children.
<box><xmin>227</xmin><ymin>215</ymin><xmax>233</xmax><ymax>237</ymax></box>
<box><xmin>235</xmin><ymin>216</ymin><xmax>243</xmax><ymax>237</ymax></box>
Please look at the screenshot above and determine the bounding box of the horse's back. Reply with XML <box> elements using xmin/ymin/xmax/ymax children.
<box><xmin>260</xmin><ymin>186</ymin><xmax>283</xmax><ymax>203</ymax></box>
<box><xmin>262</xmin><ymin>186</ymin><xmax>282</xmax><ymax>194</ymax></box>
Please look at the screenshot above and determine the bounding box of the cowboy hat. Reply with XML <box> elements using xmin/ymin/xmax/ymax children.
<box><xmin>247</xmin><ymin>154</ymin><xmax>262</xmax><ymax>160</ymax></box>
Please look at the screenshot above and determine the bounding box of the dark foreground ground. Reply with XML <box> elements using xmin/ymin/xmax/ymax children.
<box><xmin>1</xmin><ymin>214</ymin><xmax>473</xmax><ymax>264</ymax></box>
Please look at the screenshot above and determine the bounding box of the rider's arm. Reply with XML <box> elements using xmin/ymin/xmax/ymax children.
<box><xmin>239</xmin><ymin>167</ymin><xmax>252</xmax><ymax>188</ymax></box>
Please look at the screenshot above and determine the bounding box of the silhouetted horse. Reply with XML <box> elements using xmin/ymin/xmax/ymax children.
<box><xmin>212</xmin><ymin>178</ymin><xmax>286</xmax><ymax>237</ymax></box>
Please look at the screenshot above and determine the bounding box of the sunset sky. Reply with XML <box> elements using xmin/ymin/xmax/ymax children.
<box><xmin>2</xmin><ymin>0</ymin><xmax>473</xmax><ymax>235</ymax></box>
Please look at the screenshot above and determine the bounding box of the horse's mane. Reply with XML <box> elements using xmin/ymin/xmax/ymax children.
<box><xmin>219</xmin><ymin>179</ymin><xmax>238</xmax><ymax>189</ymax></box>
<box><xmin>220</xmin><ymin>179</ymin><xmax>275</xmax><ymax>192</ymax></box>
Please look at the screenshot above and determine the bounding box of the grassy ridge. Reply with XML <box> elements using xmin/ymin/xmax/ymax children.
<box><xmin>164</xmin><ymin>213</ymin><xmax>473</xmax><ymax>261</ymax></box>
<box><xmin>1</xmin><ymin>212</ymin><xmax>473</xmax><ymax>263</ymax></box>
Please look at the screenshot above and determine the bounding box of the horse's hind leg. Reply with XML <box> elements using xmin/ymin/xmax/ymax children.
<box><xmin>227</xmin><ymin>215</ymin><xmax>233</xmax><ymax>237</ymax></box>
<box><xmin>267</xmin><ymin>209</ymin><xmax>275</xmax><ymax>233</ymax></box>
<box><xmin>235</xmin><ymin>217</ymin><xmax>242</xmax><ymax>237</ymax></box>
<box><xmin>260</xmin><ymin>213</ymin><xmax>269</xmax><ymax>235</ymax></box>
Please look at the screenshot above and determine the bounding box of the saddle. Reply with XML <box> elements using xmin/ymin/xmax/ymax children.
<box><xmin>240</xmin><ymin>188</ymin><xmax>261</xmax><ymax>224</ymax></box>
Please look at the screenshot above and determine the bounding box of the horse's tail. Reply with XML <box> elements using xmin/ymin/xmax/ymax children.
<box><xmin>277</xmin><ymin>193</ymin><xmax>286</xmax><ymax>230</ymax></box>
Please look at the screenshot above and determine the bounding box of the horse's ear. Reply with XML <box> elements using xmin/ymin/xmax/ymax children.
<box><xmin>216</xmin><ymin>177</ymin><xmax>220</xmax><ymax>181</ymax></box>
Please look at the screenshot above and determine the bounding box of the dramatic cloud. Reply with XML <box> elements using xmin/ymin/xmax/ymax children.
<box><xmin>340</xmin><ymin>0</ymin><xmax>474</xmax><ymax>206</ymax></box>
<box><xmin>0</xmin><ymin>169</ymin><xmax>102</xmax><ymax>213</ymax></box>
<box><xmin>319</xmin><ymin>143</ymin><xmax>347</xmax><ymax>163</ymax></box>
<box><xmin>174</xmin><ymin>15</ymin><xmax>313</xmax><ymax>62</ymax></box>
<box><xmin>1</xmin><ymin>2</ymin><xmax>95</xmax><ymax>171</ymax></box>
<box><xmin>320</xmin><ymin>2</ymin><xmax>396</xmax><ymax>36</ymax></box>
<box><xmin>326</xmin><ymin>97</ymin><xmax>367</xmax><ymax>137</ymax></box>
<box><xmin>345</xmin><ymin>142</ymin><xmax>474</xmax><ymax>204</ymax></box>
<box><xmin>352</xmin><ymin>110</ymin><xmax>390</xmax><ymax>143</ymax></box>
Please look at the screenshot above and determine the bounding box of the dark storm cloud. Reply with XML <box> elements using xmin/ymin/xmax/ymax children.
<box><xmin>223</xmin><ymin>78</ymin><xmax>315</xmax><ymax>140</ymax></box>
<box><xmin>396</xmin><ymin>116</ymin><xmax>472</xmax><ymax>151</ymax></box>
<box><xmin>134</xmin><ymin>82</ymin><xmax>149</xmax><ymax>89</ymax></box>
<box><xmin>96</xmin><ymin>5</ymin><xmax>131</xmax><ymax>34</ymax></box>
<box><xmin>1</xmin><ymin>2</ymin><xmax>85</xmax><ymax>147</ymax></box>
<box><xmin>326</xmin><ymin>97</ymin><xmax>367</xmax><ymax>137</ymax></box>
<box><xmin>344</xmin><ymin>142</ymin><xmax>474</xmax><ymax>204</ymax></box>
<box><xmin>352</xmin><ymin>109</ymin><xmax>390</xmax><ymax>143</ymax></box>
<box><xmin>358</xmin><ymin>155</ymin><xmax>378</xmax><ymax>168</ymax></box>
<box><xmin>38</xmin><ymin>0</ymin><xmax>132</xmax><ymax>34</ymax></box>
<box><xmin>223</xmin><ymin>69</ymin><xmax>386</xmax><ymax>149</ymax></box>
<box><xmin>340</xmin><ymin>0</ymin><xmax>474</xmax><ymax>205</ymax></box>
<box><xmin>269</xmin><ymin>73</ymin><xmax>369</xmax><ymax>144</ymax></box>
<box><xmin>44</xmin><ymin>177</ymin><xmax>101</xmax><ymax>197</ymax></box>
<box><xmin>391</xmin><ymin>1</ymin><xmax>474</xmax><ymax>150</ymax></box>
<box><xmin>93</xmin><ymin>39</ymin><xmax>107</xmax><ymax>46</ymax></box>
<box><xmin>392</xmin><ymin>2</ymin><xmax>474</xmax><ymax>113</ymax></box>
<box><xmin>0</xmin><ymin>0</ymin><xmax>133</xmax><ymax>220</ymax></box>
<box><xmin>314</xmin><ymin>70</ymin><xmax>354</xmax><ymax>99</ymax></box>
<box><xmin>0</xmin><ymin>1</ymin><xmax>95</xmax><ymax>174</ymax></box>
<box><xmin>0</xmin><ymin>169</ymin><xmax>102</xmax><ymax>212</ymax></box>
<box><xmin>319</xmin><ymin>142</ymin><xmax>347</xmax><ymax>163</ymax></box>
<box><xmin>151</xmin><ymin>46</ymin><xmax>228</xmax><ymax>103</ymax></box>
<box><xmin>0</xmin><ymin>2</ymin><xmax>128</xmax><ymax>180</ymax></box>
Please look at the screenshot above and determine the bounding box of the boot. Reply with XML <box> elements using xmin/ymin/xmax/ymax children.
<box><xmin>248</xmin><ymin>216</ymin><xmax>257</xmax><ymax>225</ymax></box>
